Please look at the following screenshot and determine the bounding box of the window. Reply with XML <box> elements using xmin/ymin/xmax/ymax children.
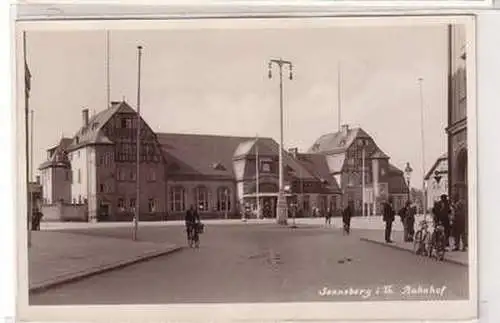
<box><xmin>148</xmin><ymin>199</ymin><xmax>159</xmax><ymax>213</ymax></box>
<box><xmin>195</xmin><ymin>186</ymin><xmax>209</xmax><ymax>211</ymax></box>
<box><xmin>147</xmin><ymin>169</ymin><xmax>156</xmax><ymax>182</ymax></box>
<box><xmin>99</xmin><ymin>184</ymin><xmax>105</xmax><ymax>193</ymax></box>
<box><xmin>78</xmin><ymin>195</ymin><xmax>82</xmax><ymax>204</ymax></box>
<box><xmin>303</xmin><ymin>195</ymin><xmax>310</xmax><ymax>213</ymax></box>
<box><xmin>65</xmin><ymin>170</ymin><xmax>70</xmax><ymax>181</ymax></box>
<box><xmin>129</xmin><ymin>168</ymin><xmax>136</xmax><ymax>181</ymax></box>
<box><xmin>217</xmin><ymin>187</ymin><xmax>231</xmax><ymax>212</ymax></box>
<box><xmin>117</xmin><ymin>198</ymin><xmax>125</xmax><ymax>210</ymax></box>
<box><xmin>99</xmin><ymin>154</ymin><xmax>105</xmax><ymax>166</ymax></box>
<box><xmin>77</xmin><ymin>169</ymin><xmax>81</xmax><ymax>184</ymax></box>
<box><xmin>117</xmin><ymin>167</ymin><xmax>126</xmax><ymax>181</ymax></box>
<box><xmin>169</xmin><ymin>186</ymin><xmax>186</xmax><ymax>212</ymax></box>
<box><xmin>77</xmin><ymin>150</ymin><xmax>80</xmax><ymax>158</ymax></box>
<box><xmin>129</xmin><ymin>198</ymin><xmax>136</xmax><ymax>209</ymax></box>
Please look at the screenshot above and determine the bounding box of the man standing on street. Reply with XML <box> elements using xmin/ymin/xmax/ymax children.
<box><xmin>383</xmin><ymin>197</ymin><xmax>395</xmax><ymax>243</ymax></box>
<box><xmin>437</xmin><ymin>194</ymin><xmax>452</xmax><ymax>248</ymax></box>
<box><xmin>452</xmin><ymin>194</ymin><xmax>468</xmax><ymax>252</ymax></box>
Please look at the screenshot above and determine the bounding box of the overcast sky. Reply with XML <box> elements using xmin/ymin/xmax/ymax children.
<box><xmin>24</xmin><ymin>23</ymin><xmax>452</xmax><ymax>186</ymax></box>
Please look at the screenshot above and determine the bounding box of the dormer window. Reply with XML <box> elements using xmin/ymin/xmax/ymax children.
<box><xmin>75</xmin><ymin>136</ymin><xmax>80</xmax><ymax>144</ymax></box>
<box><xmin>212</xmin><ymin>162</ymin><xmax>226</xmax><ymax>171</ymax></box>
<box><xmin>340</xmin><ymin>140</ymin><xmax>346</xmax><ymax>146</ymax></box>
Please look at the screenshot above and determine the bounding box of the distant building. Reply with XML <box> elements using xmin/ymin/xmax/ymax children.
<box><xmin>39</xmin><ymin>101</ymin><xmax>342</xmax><ymax>222</ymax></box>
<box><xmin>38</xmin><ymin>138</ymin><xmax>72</xmax><ymax>204</ymax></box>
<box><xmin>308</xmin><ymin>124</ymin><xmax>409</xmax><ymax>215</ymax></box>
<box><xmin>447</xmin><ymin>24</ymin><xmax>468</xmax><ymax>201</ymax></box>
<box><xmin>424</xmin><ymin>153</ymin><xmax>448</xmax><ymax>208</ymax></box>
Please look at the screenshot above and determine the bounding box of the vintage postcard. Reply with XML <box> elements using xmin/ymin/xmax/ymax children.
<box><xmin>15</xmin><ymin>15</ymin><xmax>477</xmax><ymax>322</ymax></box>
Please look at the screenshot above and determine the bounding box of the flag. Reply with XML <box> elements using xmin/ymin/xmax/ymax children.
<box><xmin>25</xmin><ymin>61</ymin><xmax>31</xmax><ymax>98</ymax></box>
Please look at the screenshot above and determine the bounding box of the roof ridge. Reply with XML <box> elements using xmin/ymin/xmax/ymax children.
<box><xmin>157</xmin><ymin>132</ymin><xmax>274</xmax><ymax>140</ymax></box>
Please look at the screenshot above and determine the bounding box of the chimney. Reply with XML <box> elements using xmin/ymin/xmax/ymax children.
<box><xmin>36</xmin><ymin>175</ymin><xmax>40</xmax><ymax>185</ymax></box>
<box><xmin>82</xmin><ymin>108</ymin><xmax>89</xmax><ymax>127</ymax></box>
<box><xmin>288</xmin><ymin>148</ymin><xmax>298</xmax><ymax>158</ymax></box>
<box><xmin>341</xmin><ymin>124</ymin><xmax>349</xmax><ymax>136</ymax></box>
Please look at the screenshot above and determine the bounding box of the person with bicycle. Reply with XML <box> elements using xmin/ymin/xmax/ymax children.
<box><xmin>185</xmin><ymin>205</ymin><xmax>201</xmax><ymax>248</ymax></box>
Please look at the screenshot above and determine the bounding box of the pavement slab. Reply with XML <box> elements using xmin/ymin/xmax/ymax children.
<box><xmin>29</xmin><ymin>231</ymin><xmax>181</xmax><ymax>293</ymax></box>
<box><xmin>360</xmin><ymin>230</ymin><xmax>469</xmax><ymax>266</ymax></box>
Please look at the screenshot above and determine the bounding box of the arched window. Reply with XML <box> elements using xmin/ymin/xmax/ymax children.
<box><xmin>195</xmin><ymin>186</ymin><xmax>209</xmax><ymax>212</ymax></box>
<box><xmin>169</xmin><ymin>186</ymin><xmax>186</xmax><ymax>212</ymax></box>
<box><xmin>217</xmin><ymin>187</ymin><xmax>231</xmax><ymax>212</ymax></box>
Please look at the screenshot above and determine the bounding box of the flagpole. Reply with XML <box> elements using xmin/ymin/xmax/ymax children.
<box><xmin>24</xmin><ymin>31</ymin><xmax>32</xmax><ymax>248</ymax></box>
<box><xmin>337</xmin><ymin>62</ymin><xmax>342</xmax><ymax>131</ymax></box>
<box><xmin>30</xmin><ymin>110</ymin><xmax>34</xmax><ymax>182</ymax></box>
<box><xmin>255</xmin><ymin>135</ymin><xmax>260</xmax><ymax>219</ymax></box>
<box><xmin>133</xmin><ymin>45</ymin><xmax>143</xmax><ymax>241</ymax></box>
<box><xmin>106</xmin><ymin>30</ymin><xmax>110</xmax><ymax>108</ymax></box>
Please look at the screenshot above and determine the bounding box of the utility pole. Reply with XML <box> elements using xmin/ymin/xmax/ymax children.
<box><xmin>337</xmin><ymin>62</ymin><xmax>342</xmax><ymax>131</ymax></box>
<box><xmin>133</xmin><ymin>45</ymin><xmax>143</xmax><ymax>241</ymax></box>
<box><xmin>24</xmin><ymin>31</ymin><xmax>32</xmax><ymax>248</ymax></box>
<box><xmin>255</xmin><ymin>135</ymin><xmax>260</xmax><ymax>219</ymax></box>
<box><xmin>418</xmin><ymin>77</ymin><xmax>427</xmax><ymax>220</ymax></box>
<box><xmin>106</xmin><ymin>30</ymin><xmax>111</xmax><ymax>108</ymax></box>
<box><xmin>268</xmin><ymin>58</ymin><xmax>293</xmax><ymax>226</ymax></box>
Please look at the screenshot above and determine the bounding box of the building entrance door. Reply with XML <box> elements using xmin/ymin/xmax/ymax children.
<box><xmin>262</xmin><ymin>197</ymin><xmax>276</xmax><ymax>219</ymax></box>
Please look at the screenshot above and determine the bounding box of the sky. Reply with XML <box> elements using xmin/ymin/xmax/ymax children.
<box><xmin>24</xmin><ymin>23</ymin><xmax>452</xmax><ymax>187</ymax></box>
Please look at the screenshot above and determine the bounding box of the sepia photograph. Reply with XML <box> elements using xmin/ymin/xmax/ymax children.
<box><xmin>16</xmin><ymin>15</ymin><xmax>476</xmax><ymax>321</ymax></box>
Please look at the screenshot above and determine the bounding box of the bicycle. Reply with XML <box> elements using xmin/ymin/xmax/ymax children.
<box><xmin>186</xmin><ymin>223</ymin><xmax>200</xmax><ymax>248</ymax></box>
<box><xmin>429</xmin><ymin>223</ymin><xmax>447</xmax><ymax>261</ymax></box>
<box><xmin>413</xmin><ymin>220</ymin><xmax>431</xmax><ymax>256</ymax></box>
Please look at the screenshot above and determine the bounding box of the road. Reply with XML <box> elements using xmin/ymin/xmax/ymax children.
<box><xmin>30</xmin><ymin>223</ymin><xmax>468</xmax><ymax>305</ymax></box>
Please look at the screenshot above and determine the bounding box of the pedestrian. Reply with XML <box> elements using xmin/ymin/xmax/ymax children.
<box><xmin>342</xmin><ymin>201</ymin><xmax>353</xmax><ymax>235</ymax></box>
<box><xmin>452</xmin><ymin>194</ymin><xmax>468</xmax><ymax>252</ymax></box>
<box><xmin>407</xmin><ymin>203</ymin><xmax>416</xmax><ymax>242</ymax></box>
<box><xmin>325</xmin><ymin>207</ymin><xmax>333</xmax><ymax>227</ymax></box>
<box><xmin>383</xmin><ymin>197</ymin><xmax>395</xmax><ymax>243</ymax></box>
<box><xmin>437</xmin><ymin>194</ymin><xmax>452</xmax><ymax>248</ymax></box>
<box><xmin>431</xmin><ymin>200</ymin><xmax>441</xmax><ymax>225</ymax></box>
<box><xmin>398</xmin><ymin>203</ymin><xmax>408</xmax><ymax>241</ymax></box>
<box><xmin>185</xmin><ymin>205</ymin><xmax>201</xmax><ymax>248</ymax></box>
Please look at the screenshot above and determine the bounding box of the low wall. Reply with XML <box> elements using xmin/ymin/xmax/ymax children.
<box><xmin>41</xmin><ymin>202</ymin><xmax>88</xmax><ymax>222</ymax></box>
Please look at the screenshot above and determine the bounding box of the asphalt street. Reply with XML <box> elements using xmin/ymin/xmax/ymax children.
<box><xmin>30</xmin><ymin>223</ymin><xmax>469</xmax><ymax>305</ymax></box>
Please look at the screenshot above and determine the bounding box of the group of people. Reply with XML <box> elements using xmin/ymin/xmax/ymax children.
<box><xmin>431</xmin><ymin>194</ymin><xmax>468</xmax><ymax>252</ymax></box>
<box><xmin>380</xmin><ymin>194</ymin><xmax>467</xmax><ymax>251</ymax></box>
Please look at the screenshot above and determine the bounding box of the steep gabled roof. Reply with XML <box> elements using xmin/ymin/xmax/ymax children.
<box><xmin>39</xmin><ymin>137</ymin><xmax>72</xmax><ymax>170</ymax></box>
<box><xmin>295</xmin><ymin>153</ymin><xmax>342</xmax><ymax>193</ymax></box>
<box><xmin>157</xmin><ymin>133</ymin><xmax>318</xmax><ymax>180</ymax></box>
<box><xmin>308</xmin><ymin>126</ymin><xmax>371</xmax><ymax>154</ymax></box>
<box><xmin>66</xmin><ymin>101</ymin><xmax>135</xmax><ymax>151</ymax></box>
<box><xmin>424</xmin><ymin>152</ymin><xmax>448</xmax><ymax>180</ymax></box>
<box><xmin>157</xmin><ymin>133</ymin><xmax>257</xmax><ymax>178</ymax></box>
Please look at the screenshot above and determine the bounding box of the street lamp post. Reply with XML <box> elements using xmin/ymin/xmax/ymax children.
<box><xmin>418</xmin><ymin>77</ymin><xmax>427</xmax><ymax>219</ymax></box>
<box><xmin>225</xmin><ymin>188</ymin><xmax>229</xmax><ymax>220</ymax></box>
<box><xmin>268</xmin><ymin>58</ymin><xmax>293</xmax><ymax>225</ymax></box>
<box><xmin>133</xmin><ymin>45</ymin><xmax>143</xmax><ymax>241</ymax></box>
<box><xmin>357</xmin><ymin>139</ymin><xmax>368</xmax><ymax>217</ymax></box>
<box><xmin>404</xmin><ymin>162</ymin><xmax>413</xmax><ymax>202</ymax></box>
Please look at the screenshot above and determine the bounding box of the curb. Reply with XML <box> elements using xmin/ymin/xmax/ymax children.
<box><xmin>29</xmin><ymin>246</ymin><xmax>183</xmax><ymax>294</ymax></box>
<box><xmin>360</xmin><ymin>238</ymin><xmax>468</xmax><ymax>267</ymax></box>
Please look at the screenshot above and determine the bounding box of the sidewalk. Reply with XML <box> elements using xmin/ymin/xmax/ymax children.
<box><xmin>360</xmin><ymin>230</ymin><xmax>469</xmax><ymax>267</ymax></box>
<box><xmin>29</xmin><ymin>231</ymin><xmax>181</xmax><ymax>293</ymax></box>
